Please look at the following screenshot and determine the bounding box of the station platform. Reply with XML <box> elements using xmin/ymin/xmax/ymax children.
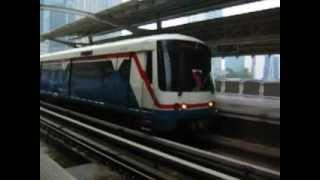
<box><xmin>213</xmin><ymin>93</ymin><xmax>280</xmax><ymax>124</ymax></box>
<box><xmin>40</xmin><ymin>151</ymin><xmax>77</xmax><ymax>180</ymax></box>
<box><xmin>40</xmin><ymin>138</ymin><xmax>122</xmax><ymax>180</ymax></box>
<box><xmin>67</xmin><ymin>163</ymin><xmax>122</xmax><ymax>180</ymax></box>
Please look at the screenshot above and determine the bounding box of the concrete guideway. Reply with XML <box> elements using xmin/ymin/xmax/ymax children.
<box><xmin>41</xmin><ymin>106</ymin><xmax>240</xmax><ymax>180</ymax></box>
<box><xmin>40</xmin><ymin>101</ymin><xmax>280</xmax><ymax>180</ymax></box>
<box><xmin>40</xmin><ymin>152</ymin><xmax>77</xmax><ymax>180</ymax></box>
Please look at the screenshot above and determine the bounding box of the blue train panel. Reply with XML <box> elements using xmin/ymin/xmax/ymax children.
<box><xmin>70</xmin><ymin>60</ymin><xmax>139</xmax><ymax>108</ymax></box>
<box><xmin>40</xmin><ymin>62</ymin><xmax>69</xmax><ymax>96</ymax></box>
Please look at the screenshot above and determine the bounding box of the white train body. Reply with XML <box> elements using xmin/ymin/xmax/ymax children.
<box><xmin>40</xmin><ymin>34</ymin><xmax>216</xmax><ymax>131</ymax></box>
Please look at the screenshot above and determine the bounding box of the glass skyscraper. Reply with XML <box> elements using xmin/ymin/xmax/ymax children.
<box><xmin>263</xmin><ymin>55</ymin><xmax>280</xmax><ymax>81</ymax></box>
<box><xmin>40</xmin><ymin>0</ymin><xmax>122</xmax><ymax>54</ymax></box>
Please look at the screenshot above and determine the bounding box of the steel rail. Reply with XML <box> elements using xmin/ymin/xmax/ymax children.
<box><xmin>40</xmin><ymin>117</ymin><xmax>167</xmax><ymax>180</ymax></box>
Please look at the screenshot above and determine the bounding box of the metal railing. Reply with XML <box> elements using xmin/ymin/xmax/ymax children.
<box><xmin>215</xmin><ymin>80</ymin><xmax>280</xmax><ymax>97</ymax></box>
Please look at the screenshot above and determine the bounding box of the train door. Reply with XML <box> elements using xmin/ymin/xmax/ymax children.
<box><xmin>114</xmin><ymin>57</ymin><xmax>133</xmax><ymax>107</ymax></box>
<box><xmin>135</xmin><ymin>52</ymin><xmax>154</xmax><ymax>130</ymax></box>
<box><xmin>141</xmin><ymin>51</ymin><xmax>154</xmax><ymax>109</ymax></box>
<box><xmin>128</xmin><ymin>54</ymin><xmax>144</xmax><ymax>109</ymax></box>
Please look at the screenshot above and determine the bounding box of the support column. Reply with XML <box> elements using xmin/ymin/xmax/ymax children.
<box><xmin>88</xmin><ymin>35</ymin><xmax>93</xmax><ymax>44</ymax></box>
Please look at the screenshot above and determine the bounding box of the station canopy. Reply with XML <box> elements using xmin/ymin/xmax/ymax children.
<box><xmin>40</xmin><ymin>0</ymin><xmax>280</xmax><ymax>56</ymax></box>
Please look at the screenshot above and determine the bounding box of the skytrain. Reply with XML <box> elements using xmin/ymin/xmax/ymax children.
<box><xmin>40</xmin><ymin>34</ymin><xmax>216</xmax><ymax>131</ymax></box>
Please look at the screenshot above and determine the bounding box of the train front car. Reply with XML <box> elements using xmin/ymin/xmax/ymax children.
<box><xmin>40</xmin><ymin>34</ymin><xmax>215</xmax><ymax>133</ymax></box>
<box><xmin>148</xmin><ymin>38</ymin><xmax>216</xmax><ymax>132</ymax></box>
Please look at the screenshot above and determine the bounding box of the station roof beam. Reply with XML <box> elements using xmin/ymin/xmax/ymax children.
<box><xmin>94</xmin><ymin>8</ymin><xmax>280</xmax><ymax>56</ymax></box>
<box><xmin>40</xmin><ymin>0</ymin><xmax>262</xmax><ymax>40</ymax></box>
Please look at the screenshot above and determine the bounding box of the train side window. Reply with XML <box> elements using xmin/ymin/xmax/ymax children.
<box><xmin>72</xmin><ymin>61</ymin><xmax>105</xmax><ymax>79</ymax></box>
<box><xmin>118</xmin><ymin>60</ymin><xmax>131</xmax><ymax>81</ymax></box>
<box><xmin>102</xmin><ymin>61</ymin><xmax>114</xmax><ymax>78</ymax></box>
<box><xmin>41</xmin><ymin>63</ymin><xmax>53</xmax><ymax>91</ymax></box>
<box><xmin>40</xmin><ymin>63</ymin><xmax>47</xmax><ymax>90</ymax></box>
<box><xmin>63</xmin><ymin>62</ymin><xmax>71</xmax><ymax>85</ymax></box>
<box><xmin>146</xmin><ymin>51</ymin><xmax>153</xmax><ymax>84</ymax></box>
<box><xmin>40</xmin><ymin>63</ymin><xmax>42</xmax><ymax>82</ymax></box>
<box><xmin>157</xmin><ymin>42</ymin><xmax>166</xmax><ymax>90</ymax></box>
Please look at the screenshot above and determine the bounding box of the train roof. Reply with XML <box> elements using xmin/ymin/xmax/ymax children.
<box><xmin>40</xmin><ymin>34</ymin><xmax>205</xmax><ymax>62</ymax></box>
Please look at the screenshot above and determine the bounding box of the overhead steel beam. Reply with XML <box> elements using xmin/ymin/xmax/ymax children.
<box><xmin>40</xmin><ymin>3</ymin><xmax>94</xmax><ymax>17</ymax></box>
<box><xmin>91</xmin><ymin>8</ymin><xmax>280</xmax><ymax>56</ymax></box>
<box><xmin>94</xmin><ymin>0</ymin><xmax>262</xmax><ymax>36</ymax></box>
<box><xmin>45</xmin><ymin>37</ymin><xmax>89</xmax><ymax>48</ymax></box>
<box><xmin>41</xmin><ymin>0</ymin><xmax>261</xmax><ymax>40</ymax></box>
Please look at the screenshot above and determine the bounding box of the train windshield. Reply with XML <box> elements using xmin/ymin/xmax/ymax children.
<box><xmin>157</xmin><ymin>40</ymin><xmax>214</xmax><ymax>93</ymax></box>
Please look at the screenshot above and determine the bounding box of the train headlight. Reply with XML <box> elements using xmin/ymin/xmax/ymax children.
<box><xmin>208</xmin><ymin>101</ymin><xmax>215</xmax><ymax>107</ymax></box>
<box><xmin>181</xmin><ymin>104</ymin><xmax>188</xmax><ymax>110</ymax></box>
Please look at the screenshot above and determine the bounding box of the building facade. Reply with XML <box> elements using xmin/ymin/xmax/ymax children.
<box><xmin>263</xmin><ymin>55</ymin><xmax>280</xmax><ymax>81</ymax></box>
